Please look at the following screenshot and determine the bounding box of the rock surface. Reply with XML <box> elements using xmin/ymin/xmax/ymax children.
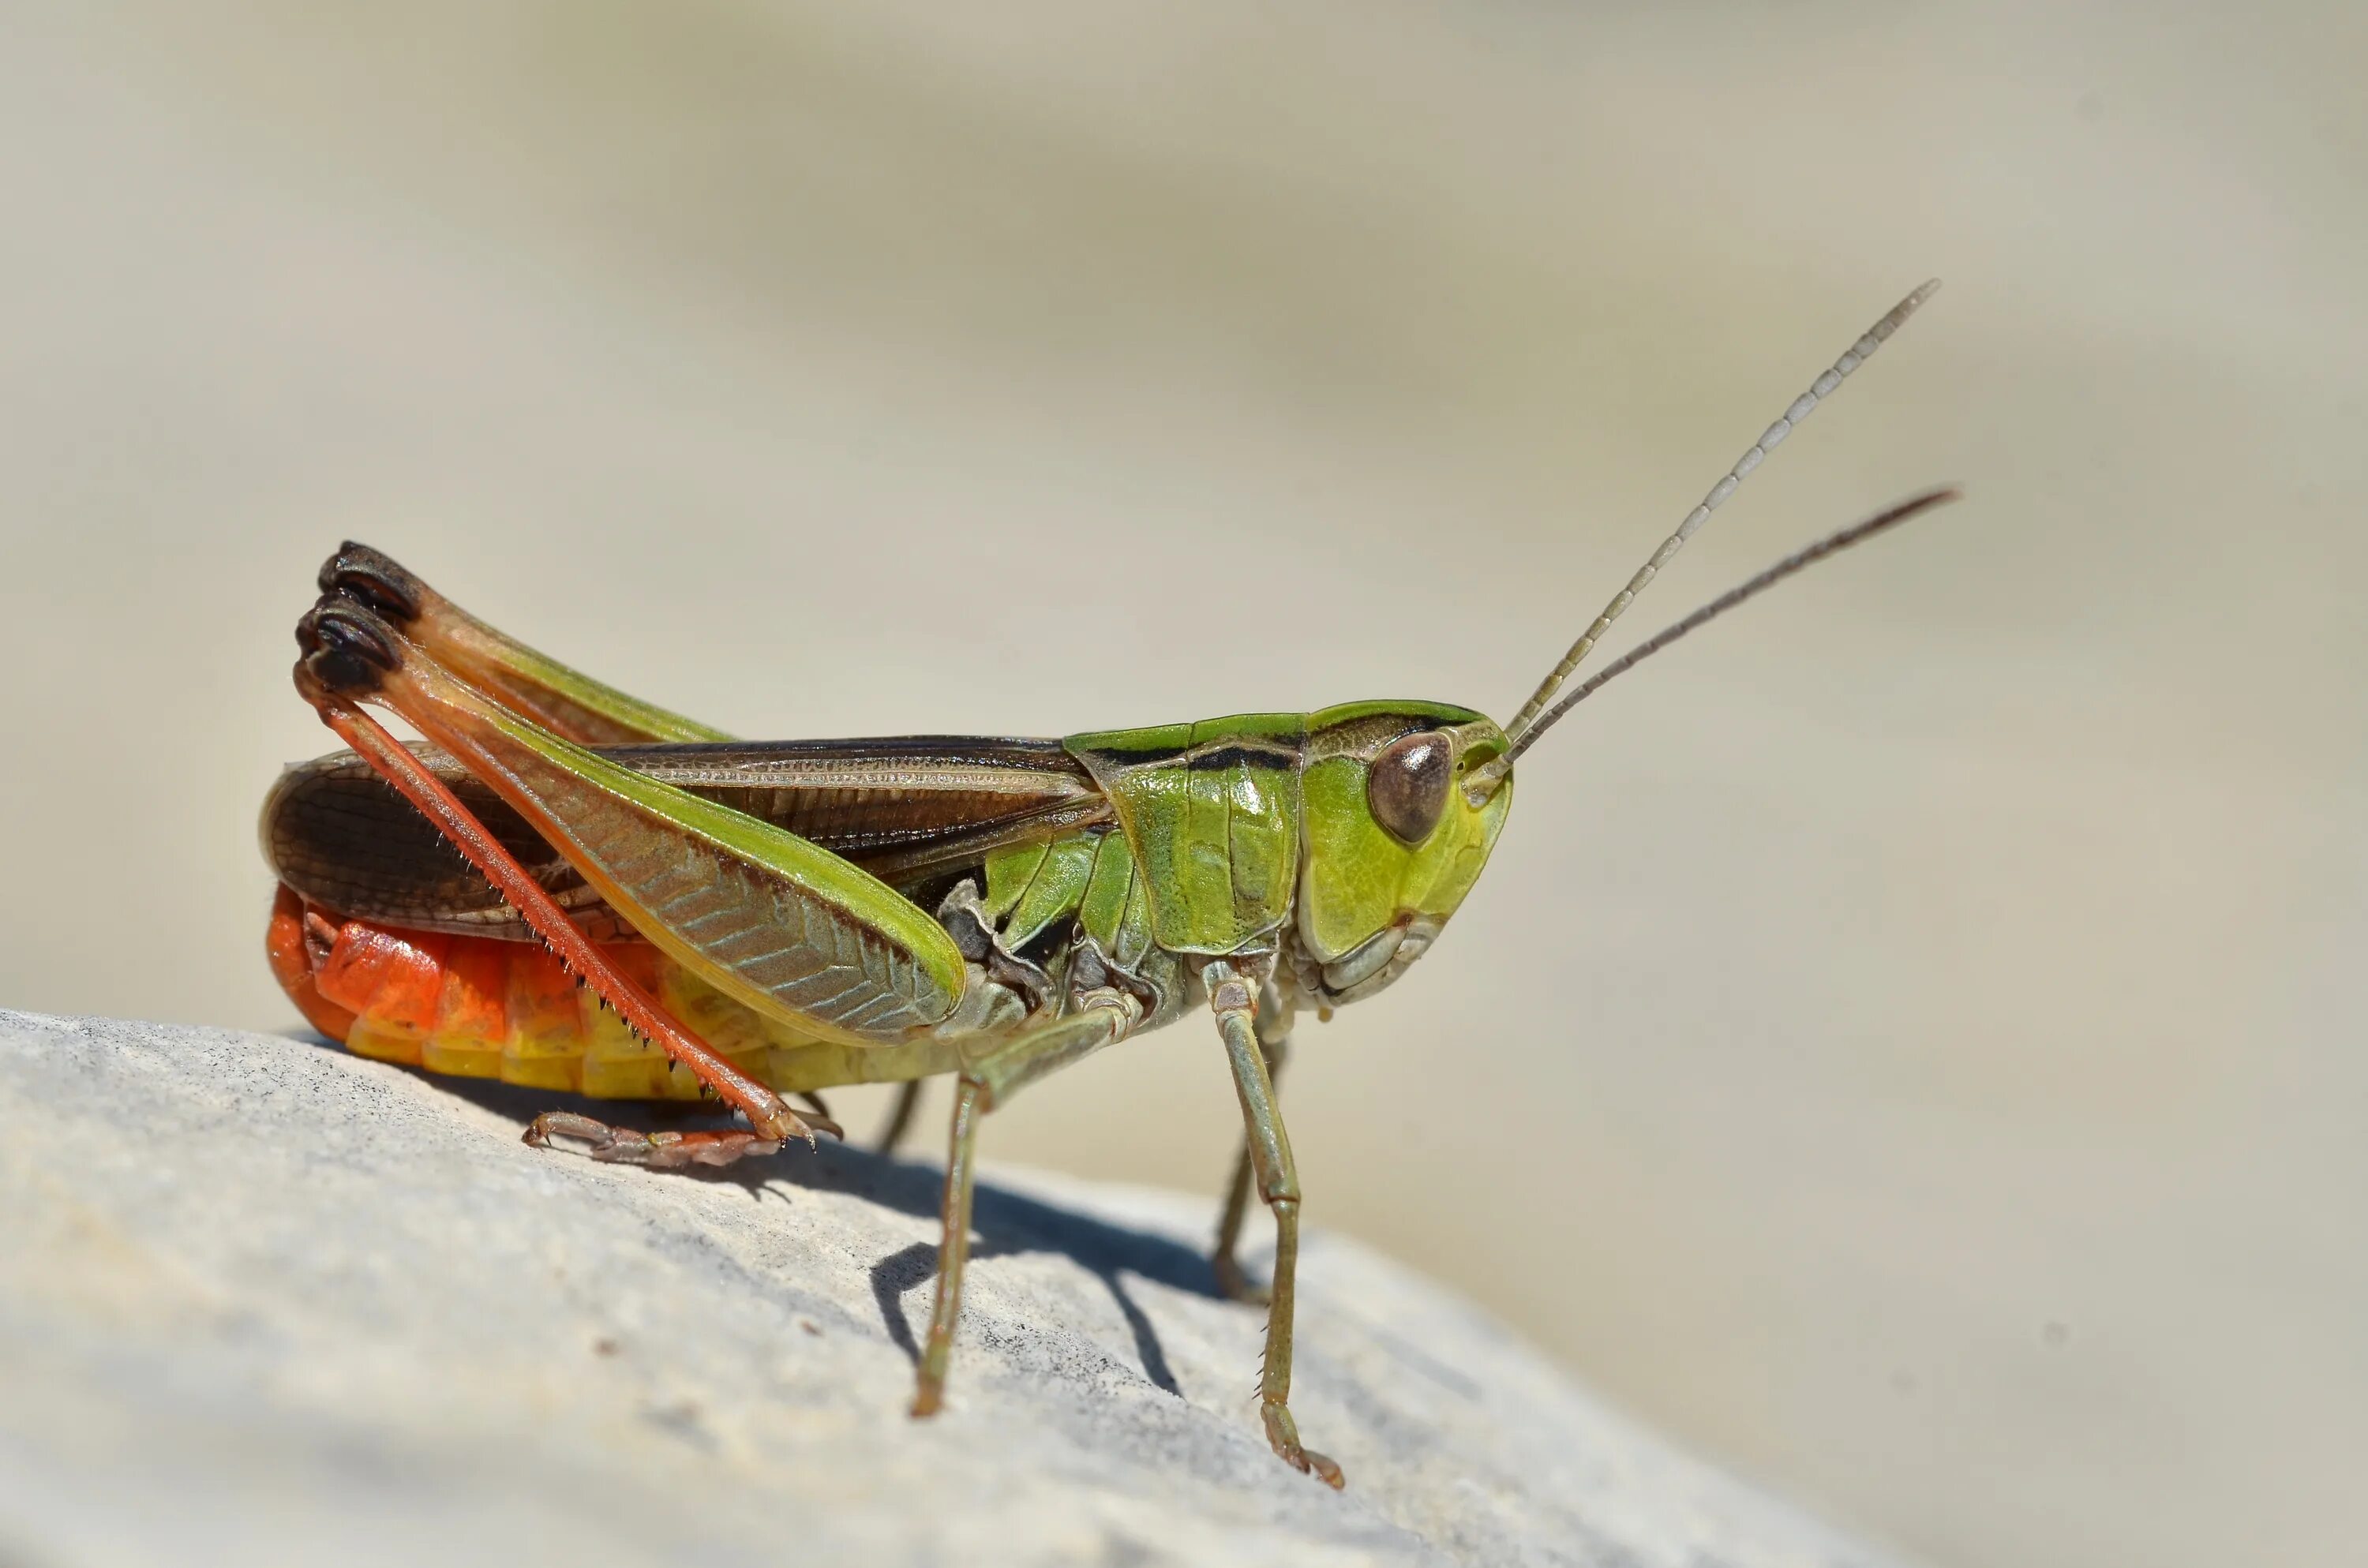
<box><xmin>0</xmin><ymin>1010</ymin><xmax>1903</xmax><ymax>1568</ymax></box>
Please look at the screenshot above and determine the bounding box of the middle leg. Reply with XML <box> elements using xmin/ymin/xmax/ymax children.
<box><xmin>909</xmin><ymin>999</ymin><xmax>1137</xmax><ymax>1416</ymax></box>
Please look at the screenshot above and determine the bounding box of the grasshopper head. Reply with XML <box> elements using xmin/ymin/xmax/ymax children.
<box><xmin>1295</xmin><ymin>702</ymin><xmax>1513</xmax><ymax>1007</ymax></box>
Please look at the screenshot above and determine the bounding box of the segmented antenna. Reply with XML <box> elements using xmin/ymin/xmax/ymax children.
<box><xmin>1487</xmin><ymin>281</ymin><xmax>1942</xmax><ymax>770</ymax></box>
<box><xmin>1482</xmin><ymin>485</ymin><xmax>1960</xmax><ymax>776</ymax></box>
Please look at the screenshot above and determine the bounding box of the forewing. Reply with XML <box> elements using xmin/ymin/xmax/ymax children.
<box><xmin>264</xmin><ymin>736</ymin><xmax>1110</xmax><ymax>941</ymax></box>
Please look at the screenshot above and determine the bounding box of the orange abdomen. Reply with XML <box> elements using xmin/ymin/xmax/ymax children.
<box><xmin>266</xmin><ymin>886</ymin><xmax>782</xmax><ymax>1099</ymax></box>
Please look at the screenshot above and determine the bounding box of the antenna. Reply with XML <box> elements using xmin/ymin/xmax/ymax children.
<box><xmin>1475</xmin><ymin>486</ymin><xmax>1960</xmax><ymax>781</ymax></box>
<box><xmin>1491</xmin><ymin>281</ymin><xmax>1942</xmax><ymax>759</ymax></box>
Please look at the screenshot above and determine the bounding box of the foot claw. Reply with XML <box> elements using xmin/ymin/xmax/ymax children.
<box><xmin>1262</xmin><ymin>1399</ymin><xmax>1346</xmax><ymax>1488</ymax></box>
<box><xmin>523</xmin><ymin>1111</ymin><xmax>783</xmax><ymax>1170</ymax></box>
<box><xmin>741</xmin><ymin>1092</ymin><xmax>822</xmax><ymax>1149</ymax></box>
<box><xmin>1297</xmin><ymin>1447</ymin><xmax>1346</xmax><ymax>1489</ymax></box>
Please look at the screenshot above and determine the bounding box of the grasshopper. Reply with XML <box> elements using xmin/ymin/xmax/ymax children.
<box><xmin>264</xmin><ymin>283</ymin><xmax>1954</xmax><ymax>1486</ymax></box>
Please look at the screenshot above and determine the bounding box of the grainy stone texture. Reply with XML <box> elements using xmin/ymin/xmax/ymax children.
<box><xmin>0</xmin><ymin>1010</ymin><xmax>1904</xmax><ymax>1568</ymax></box>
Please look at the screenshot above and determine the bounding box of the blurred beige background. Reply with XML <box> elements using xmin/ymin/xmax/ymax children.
<box><xmin>1</xmin><ymin>3</ymin><xmax>2360</xmax><ymax>1565</ymax></box>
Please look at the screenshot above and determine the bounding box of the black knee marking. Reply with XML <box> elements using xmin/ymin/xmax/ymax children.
<box><xmin>316</xmin><ymin>542</ymin><xmax>425</xmax><ymax>624</ymax></box>
<box><xmin>295</xmin><ymin>601</ymin><xmax>401</xmax><ymax>694</ymax></box>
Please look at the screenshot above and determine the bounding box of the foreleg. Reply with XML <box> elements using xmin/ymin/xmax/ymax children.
<box><xmin>1206</xmin><ymin>959</ymin><xmax>1342</xmax><ymax>1488</ymax></box>
<box><xmin>1212</xmin><ymin>977</ymin><xmax>1292</xmax><ymax>1304</ymax></box>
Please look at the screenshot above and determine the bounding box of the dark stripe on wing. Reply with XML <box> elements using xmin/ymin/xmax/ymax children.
<box><xmin>264</xmin><ymin>736</ymin><xmax>1107</xmax><ymax>939</ymax></box>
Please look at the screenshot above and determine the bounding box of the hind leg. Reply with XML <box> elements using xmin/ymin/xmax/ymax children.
<box><xmin>522</xmin><ymin>1112</ymin><xmax>783</xmax><ymax>1169</ymax></box>
<box><xmin>293</xmin><ymin>558</ymin><xmax>970</xmax><ymax>1147</ymax></box>
<box><xmin>289</xmin><ymin>628</ymin><xmax>812</xmax><ymax>1147</ymax></box>
<box><xmin>313</xmin><ymin>542</ymin><xmax>731</xmax><ymax>746</ymax></box>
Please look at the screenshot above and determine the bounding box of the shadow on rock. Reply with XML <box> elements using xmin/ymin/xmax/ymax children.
<box><xmin>291</xmin><ymin>1031</ymin><xmax>1220</xmax><ymax>1394</ymax></box>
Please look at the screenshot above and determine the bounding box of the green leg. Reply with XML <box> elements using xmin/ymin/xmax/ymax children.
<box><xmin>1205</xmin><ymin>960</ymin><xmax>1343</xmax><ymax>1489</ymax></box>
<box><xmin>909</xmin><ymin>1001</ymin><xmax>1136</xmax><ymax>1419</ymax></box>
<box><xmin>1214</xmin><ymin>985</ymin><xmax>1292</xmax><ymax>1304</ymax></box>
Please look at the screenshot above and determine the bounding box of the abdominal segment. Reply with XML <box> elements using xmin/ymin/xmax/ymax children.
<box><xmin>267</xmin><ymin>886</ymin><xmax>948</xmax><ymax>1098</ymax></box>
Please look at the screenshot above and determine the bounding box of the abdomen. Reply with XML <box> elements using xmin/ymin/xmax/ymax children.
<box><xmin>267</xmin><ymin>887</ymin><xmax>957</xmax><ymax>1098</ymax></box>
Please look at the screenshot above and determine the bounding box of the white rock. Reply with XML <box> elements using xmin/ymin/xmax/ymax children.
<box><xmin>0</xmin><ymin>1010</ymin><xmax>1904</xmax><ymax>1568</ymax></box>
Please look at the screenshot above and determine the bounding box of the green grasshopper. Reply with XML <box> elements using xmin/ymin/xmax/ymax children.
<box><xmin>265</xmin><ymin>283</ymin><xmax>1954</xmax><ymax>1487</ymax></box>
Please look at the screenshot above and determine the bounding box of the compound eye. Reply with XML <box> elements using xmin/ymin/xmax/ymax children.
<box><xmin>1367</xmin><ymin>732</ymin><xmax>1453</xmax><ymax>845</ymax></box>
